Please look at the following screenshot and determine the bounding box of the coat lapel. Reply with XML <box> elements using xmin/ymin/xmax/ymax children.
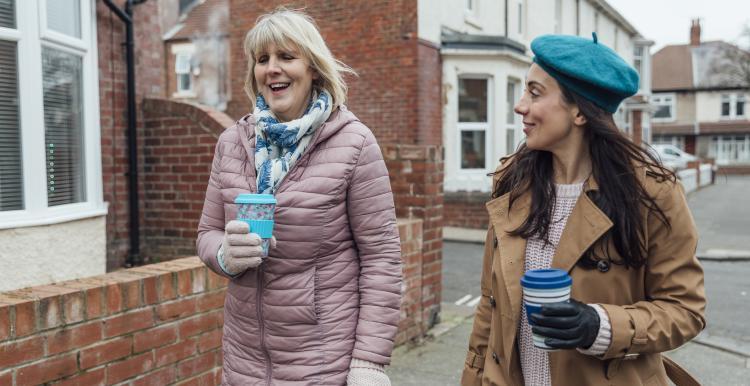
<box><xmin>551</xmin><ymin>178</ymin><xmax>613</xmax><ymax>272</ymax></box>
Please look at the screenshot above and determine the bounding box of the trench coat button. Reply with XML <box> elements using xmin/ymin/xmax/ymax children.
<box><xmin>489</xmin><ymin>296</ymin><xmax>496</xmax><ymax>308</ymax></box>
<box><xmin>492</xmin><ymin>352</ymin><xmax>500</xmax><ymax>364</ymax></box>
<box><xmin>597</xmin><ymin>260</ymin><xmax>611</xmax><ymax>273</ymax></box>
<box><xmin>493</xmin><ymin>237</ymin><xmax>498</xmax><ymax>248</ymax></box>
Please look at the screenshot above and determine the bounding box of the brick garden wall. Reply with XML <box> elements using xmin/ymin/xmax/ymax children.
<box><xmin>0</xmin><ymin>220</ymin><xmax>424</xmax><ymax>385</ymax></box>
<box><xmin>140</xmin><ymin>99</ymin><xmax>234</xmax><ymax>260</ymax></box>
<box><xmin>444</xmin><ymin>192</ymin><xmax>490</xmax><ymax>230</ymax></box>
<box><xmin>384</xmin><ymin>144</ymin><xmax>444</xmax><ymax>328</ymax></box>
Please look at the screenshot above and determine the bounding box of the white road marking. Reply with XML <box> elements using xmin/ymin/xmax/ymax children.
<box><xmin>454</xmin><ymin>294</ymin><xmax>473</xmax><ymax>306</ymax></box>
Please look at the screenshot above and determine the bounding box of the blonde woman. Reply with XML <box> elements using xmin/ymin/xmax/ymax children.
<box><xmin>197</xmin><ymin>8</ymin><xmax>401</xmax><ymax>385</ymax></box>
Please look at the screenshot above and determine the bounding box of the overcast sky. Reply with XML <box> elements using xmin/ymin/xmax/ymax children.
<box><xmin>606</xmin><ymin>0</ymin><xmax>749</xmax><ymax>52</ymax></box>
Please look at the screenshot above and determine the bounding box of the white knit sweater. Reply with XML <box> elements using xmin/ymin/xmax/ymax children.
<box><xmin>519</xmin><ymin>183</ymin><xmax>612</xmax><ymax>386</ymax></box>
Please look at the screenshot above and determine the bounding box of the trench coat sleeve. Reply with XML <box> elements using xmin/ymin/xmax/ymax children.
<box><xmin>461</xmin><ymin>228</ymin><xmax>496</xmax><ymax>385</ymax></box>
<box><xmin>599</xmin><ymin>181</ymin><xmax>707</xmax><ymax>360</ymax></box>
<box><xmin>196</xmin><ymin>135</ymin><xmax>235</xmax><ymax>279</ymax></box>
<box><xmin>347</xmin><ymin>129</ymin><xmax>402</xmax><ymax>365</ymax></box>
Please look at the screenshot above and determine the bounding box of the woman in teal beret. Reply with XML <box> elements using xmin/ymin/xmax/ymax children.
<box><xmin>462</xmin><ymin>33</ymin><xmax>706</xmax><ymax>386</ymax></box>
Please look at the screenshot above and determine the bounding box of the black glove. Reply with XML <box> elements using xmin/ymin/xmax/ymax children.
<box><xmin>529</xmin><ymin>299</ymin><xmax>600</xmax><ymax>350</ymax></box>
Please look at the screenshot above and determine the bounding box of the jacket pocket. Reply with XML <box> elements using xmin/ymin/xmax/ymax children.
<box><xmin>263</xmin><ymin>265</ymin><xmax>319</xmax><ymax>325</ymax></box>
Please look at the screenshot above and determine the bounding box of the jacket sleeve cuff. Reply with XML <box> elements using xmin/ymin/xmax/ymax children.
<box><xmin>577</xmin><ymin>304</ymin><xmax>612</xmax><ymax>356</ymax></box>
<box><xmin>350</xmin><ymin>358</ymin><xmax>385</xmax><ymax>371</ymax></box>
<box><xmin>598</xmin><ymin>303</ymin><xmax>645</xmax><ymax>360</ymax></box>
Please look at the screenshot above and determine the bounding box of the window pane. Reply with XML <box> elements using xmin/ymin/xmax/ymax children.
<box><xmin>458</xmin><ymin>78</ymin><xmax>487</xmax><ymax>122</ymax></box>
<box><xmin>46</xmin><ymin>0</ymin><xmax>81</xmax><ymax>38</ymax></box>
<box><xmin>654</xmin><ymin>105</ymin><xmax>671</xmax><ymax>119</ymax></box>
<box><xmin>175</xmin><ymin>53</ymin><xmax>191</xmax><ymax>74</ymax></box>
<box><xmin>722</xmin><ymin>102</ymin><xmax>731</xmax><ymax>116</ymax></box>
<box><xmin>178</xmin><ymin>73</ymin><xmax>191</xmax><ymax>92</ymax></box>
<box><xmin>737</xmin><ymin>99</ymin><xmax>745</xmax><ymax>116</ymax></box>
<box><xmin>461</xmin><ymin>130</ymin><xmax>485</xmax><ymax>169</ymax></box>
<box><xmin>42</xmin><ymin>47</ymin><xmax>86</xmax><ymax>206</ymax></box>
<box><xmin>0</xmin><ymin>0</ymin><xmax>14</xmax><ymax>29</ymax></box>
<box><xmin>506</xmin><ymin>80</ymin><xmax>517</xmax><ymax>124</ymax></box>
<box><xmin>0</xmin><ymin>39</ymin><xmax>23</xmax><ymax>211</ymax></box>
<box><xmin>506</xmin><ymin>129</ymin><xmax>515</xmax><ymax>155</ymax></box>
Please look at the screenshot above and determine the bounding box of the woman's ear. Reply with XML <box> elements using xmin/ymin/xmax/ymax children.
<box><xmin>572</xmin><ymin>107</ymin><xmax>587</xmax><ymax>127</ymax></box>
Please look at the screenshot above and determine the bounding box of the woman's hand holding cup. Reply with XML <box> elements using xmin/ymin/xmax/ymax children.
<box><xmin>530</xmin><ymin>299</ymin><xmax>600</xmax><ymax>350</ymax></box>
<box><xmin>222</xmin><ymin>220</ymin><xmax>275</xmax><ymax>275</ymax></box>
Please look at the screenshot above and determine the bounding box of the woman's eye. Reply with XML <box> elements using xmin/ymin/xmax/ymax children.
<box><xmin>281</xmin><ymin>54</ymin><xmax>294</xmax><ymax>60</ymax></box>
<box><xmin>257</xmin><ymin>55</ymin><xmax>268</xmax><ymax>63</ymax></box>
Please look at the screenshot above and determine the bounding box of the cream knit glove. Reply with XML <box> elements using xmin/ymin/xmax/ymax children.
<box><xmin>218</xmin><ymin>220</ymin><xmax>272</xmax><ymax>276</ymax></box>
<box><xmin>346</xmin><ymin>358</ymin><xmax>391</xmax><ymax>386</ymax></box>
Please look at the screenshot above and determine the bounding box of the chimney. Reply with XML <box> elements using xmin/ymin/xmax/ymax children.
<box><xmin>690</xmin><ymin>19</ymin><xmax>701</xmax><ymax>46</ymax></box>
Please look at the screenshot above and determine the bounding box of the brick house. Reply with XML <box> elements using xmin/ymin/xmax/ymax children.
<box><xmin>163</xmin><ymin>0</ymin><xmax>231</xmax><ymax>111</ymax></box>
<box><xmin>651</xmin><ymin>20</ymin><xmax>750</xmax><ymax>173</ymax></box>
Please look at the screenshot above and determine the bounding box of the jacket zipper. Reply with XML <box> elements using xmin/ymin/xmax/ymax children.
<box><xmin>257</xmin><ymin>266</ymin><xmax>272</xmax><ymax>385</ymax></box>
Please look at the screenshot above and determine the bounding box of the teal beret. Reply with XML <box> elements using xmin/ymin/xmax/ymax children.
<box><xmin>531</xmin><ymin>33</ymin><xmax>639</xmax><ymax>113</ymax></box>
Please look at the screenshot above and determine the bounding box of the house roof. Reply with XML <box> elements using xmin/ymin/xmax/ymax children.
<box><xmin>164</xmin><ymin>0</ymin><xmax>228</xmax><ymax>41</ymax></box>
<box><xmin>653</xmin><ymin>41</ymin><xmax>749</xmax><ymax>91</ymax></box>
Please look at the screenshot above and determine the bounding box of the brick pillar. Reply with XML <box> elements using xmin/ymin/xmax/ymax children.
<box><xmin>383</xmin><ymin>144</ymin><xmax>444</xmax><ymax>329</ymax></box>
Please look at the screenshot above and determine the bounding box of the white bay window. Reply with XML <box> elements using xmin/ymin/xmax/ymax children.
<box><xmin>0</xmin><ymin>0</ymin><xmax>104</xmax><ymax>228</ymax></box>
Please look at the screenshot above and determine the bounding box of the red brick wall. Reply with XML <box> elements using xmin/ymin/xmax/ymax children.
<box><xmin>444</xmin><ymin>192</ymin><xmax>490</xmax><ymax>229</ymax></box>
<box><xmin>141</xmin><ymin>99</ymin><xmax>235</xmax><ymax>260</ymax></box>
<box><xmin>417</xmin><ymin>39</ymin><xmax>442</xmax><ymax>145</ymax></box>
<box><xmin>0</xmin><ymin>258</ymin><xmax>226</xmax><ymax>385</ymax></box>
<box><xmin>384</xmin><ymin>144</ymin><xmax>444</xmax><ymax>328</ymax></box>
<box><xmin>98</xmin><ymin>1</ymin><xmax>167</xmax><ymax>270</ymax></box>
<box><xmin>226</xmin><ymin>0</ymin><xmax>423</xmax><ymax>145</ymax></box>
<box><xmin>395</xmin><ymin>219</ymin><xmax>424</xmax><ymax>345</ymax></box>
<box><xmin>0</xmin><ymin>220</ymin><xmax>424</xmax><ymax>385</ymax></box>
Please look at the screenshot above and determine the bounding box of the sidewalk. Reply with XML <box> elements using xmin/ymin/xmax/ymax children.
<box><xmin>387</xmin><ymin>305</ymin><xmax>750</xmax><ymax>385</ymax></box>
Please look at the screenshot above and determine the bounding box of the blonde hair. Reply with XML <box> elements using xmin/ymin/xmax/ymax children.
<box><xmin>243</xmin><ymin>8</ymin><xmax>356</xmax><ymax>108</ymax></box>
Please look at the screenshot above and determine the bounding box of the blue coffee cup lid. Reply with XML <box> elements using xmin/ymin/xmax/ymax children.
<box><xmin>520</xmin><ymin>268</ymin><xmax>572</xmax><ymax>289</ymax></box>
<box><xmin>235</xmin><ymin>193</ymin><xmax>276</xmax><ymax>205</ymax></box>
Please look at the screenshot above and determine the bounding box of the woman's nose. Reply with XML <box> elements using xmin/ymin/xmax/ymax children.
<box><xmin>266</xmin><ymin>56</ymin><xmax>281</xmax><ymax>74</ymax></box>
<box><xmin>514</xmin><ymin>94</ymin><xmax>528</xmax><ymax>115</ymax></box>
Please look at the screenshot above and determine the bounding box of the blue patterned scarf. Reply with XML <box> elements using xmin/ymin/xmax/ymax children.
<box><xmin>253</xmin><ymin>89</ymin><xmax>333</xmax><ymax>194</ymax></box>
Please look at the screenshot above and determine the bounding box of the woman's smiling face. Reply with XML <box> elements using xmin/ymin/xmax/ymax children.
<box><xmin>514</xmin><ymin>63</ymin><xmax>581</xmax><ymax>152</ymax></box>
<box><xmin>254</xmin><ymin>42</ymin><xmax>318</xmax><ymax>122</ymax></box>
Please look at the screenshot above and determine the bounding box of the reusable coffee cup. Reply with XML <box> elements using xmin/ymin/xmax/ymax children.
<box><xmin>520</xmin><ymin>268</ymin><xmax>572</xmax><ymax>350</ymax></box>
<box><xmin>234</xmin><ymin>193</ymin><xmax>276</xmax><ymax>256</ymax></box>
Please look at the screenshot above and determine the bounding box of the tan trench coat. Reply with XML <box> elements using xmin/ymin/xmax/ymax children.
<box><xmin>461</xmin><ymin>166</ymin><xmax>706</xmax><ymax>386</ymax></box>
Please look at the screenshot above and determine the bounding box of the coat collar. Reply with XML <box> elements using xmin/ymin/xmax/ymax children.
<box><xmin>485</xmin><ymin>173</ymin><xmax>614</xmax><ymax>360</ymax></box>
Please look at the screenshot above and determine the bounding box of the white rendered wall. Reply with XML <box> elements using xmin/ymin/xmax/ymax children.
<box><xmin>696</xmin><ymin>91</ymin><xmax>725</xmax><ymax>122</ymax></box>
<box><xmin>418</xmin><ymin>0</ymin><xmax>507</xmax><ymax>44</ymax></box>
<box><xmin>0</xmin><ymin>216</ymin><xmax>106</xmax><ymax>292</ymax></box>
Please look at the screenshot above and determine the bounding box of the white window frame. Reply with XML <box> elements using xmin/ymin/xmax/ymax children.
<box><xmin>457</xmin><ymin>75</ymin><xmax>492</xmax><ymax>173</ymax></box>
<box><xmin>172</xmin><ymin>43</ymin><xmax>195</xmax><ymax>97</ymax></box>
<box><xmin>721</xmin><ymin>93</ymin><xmax>746</xmax><ymax>120</ymax></box>
<box><xmin>0</xmin><ymin>0</ymin><xmax>105</xmax><ymax>229</ymax></box>
<box><xmin>505</xmin><ymin>77</ymin><xmax>521</xmax><ymax>156</ymax></box>
<box><xmin>651</xmin><ymin>93</ymin><xmax>676</xmax><ymax>122</ymax></box>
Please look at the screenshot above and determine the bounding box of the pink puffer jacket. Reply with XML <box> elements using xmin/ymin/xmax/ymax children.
<box><xmin>196</xmin><ymin>106</ymin><xmax>402</xmax><ymax>385</ymax></box>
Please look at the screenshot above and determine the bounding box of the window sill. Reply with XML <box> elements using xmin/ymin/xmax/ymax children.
<box><xmin>172</xmin><ymin>91</ymin><xmax>196</xmax><ymax>98</ymax></box>
<box><xmin>464</xmin><ymin>13</ymin><xmax>482</xmax><ymax>30</ymax></box>
<box><xmin>0</xmin><ymin>203</ymin><xmax>108</xmax><ymax>230</ymax></box>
